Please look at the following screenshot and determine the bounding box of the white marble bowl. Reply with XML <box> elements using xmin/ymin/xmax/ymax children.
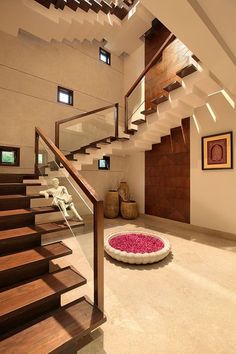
<box><xmin>104</xmin><ymin>230</ymin><xmax>171</xmax><ymax>264</ymax></box>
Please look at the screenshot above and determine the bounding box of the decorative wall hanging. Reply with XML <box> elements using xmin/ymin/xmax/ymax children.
<box><xmin>202</xmin><ymin>131</ymin><xmax>233</xmax><ymax>170</ymax></box>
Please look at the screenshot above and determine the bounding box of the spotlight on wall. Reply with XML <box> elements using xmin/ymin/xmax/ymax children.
<box><xmin>208</xmin><ymin>89</ymin><xmax>235</xmax><ymax>109</ymax></box>
<box><xmin>221</xmin><ymin>89</ymin><xmax>235</xmax><ymax>109</ymax></box>
<box><xmin>192</xmin><ymin>113</ymin><xmax>200</xmax><ymax>133</ymax></box>
<box><xmin>206</xmin><ymin>102</ymin><xmax>217</xmax><ymax>122</ymax></box>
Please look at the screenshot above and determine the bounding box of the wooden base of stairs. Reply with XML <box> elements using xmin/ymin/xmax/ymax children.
<box><xmin>0</xmin><ymin>297</ymin><xmax>105</xmax><ymax>353</ymax></box>
<box><xmin>0</xmin><ymin>173</ymin><xmax>105</xmax><ymax>352</ymax></box>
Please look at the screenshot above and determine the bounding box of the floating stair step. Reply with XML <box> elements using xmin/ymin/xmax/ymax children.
<box><xmin>65</xmin><ymin>153</ymin><xmax>74</xmax><ymax>161</ymax></box>
<box><xmin>0</xmin><ymin>226</ymin><xmax>40</xmax><ymax>255</ymax></box>
<box><xmin>0</xmin><ymin>194</ymin><xmax>45</xmax><ymax>211</ymax></box>
<box><xmin>87</xmin><ymin>144</ymin><xmax>101</xmax><ymax>150</ymax></box>
<box><xmin>116</xmin><ymin>137</ymin><xmax>130</xmax><ymax>142</ymax></box>
<box><xmin>35</xmin><ymin>219</ymin><xmax>84</xmax><ymax>235</ymax></box>
<box><xmin>0</xmin><ymin>209</ymin><xmax>35</xmax><ymax>230</ymax></box>
<box><xmin>151</xmin><ymin>95</ymin><xmax>169</xmax><ymax>105</ymax></box>
<box><xmin>163</xmin><ymin>81</ymin><xmax>182</xmax><ymax>92</ymax></box>
<box><xmin>30</xmin><ymin>206</ymin><xmax>60</xmax><ymax>215</ymax></box>
<box><xmin>141</xmin><ymin>107</ymin><xmax>157</xmax><ymax>116</ymax></box>
<box><xmin>0</xmin><ymin>242</ymin><xmax>72</xmax><ymax>288</ymax></box>
<box><xmin>27</xmin><ymin>194</ymin><xmax>45</xmax><ymax>199</ymax></box>
<box><xmin>0</xmin><ymin>267</ymin><xmax>86</xmax><ymax>335</ymax></box>
<box><xmin>176</xmin><ymin>64</ymin><xmax>197</xmax><ymax>78</ymax></box>
<box><xmin>77</xmin><ymin>151</ymin><xmax>90</xmax><ymax>155</ymax></box>
<box><xmin>0</xmin><ymin>174</ymin><xmax>38</xmax><ymax>183</ymax></box>
<box><xmin>125</xmin><ymin>129</ymin><xmax>137</xmax><ymax>135</ymax></box>
<box><xmin>0</xmin><ymin>297</ymin><xmax>105</xmax><ymax>353</ymax></box>
<box><xmin>192</xmin><ymin>54</ymin><xmax>200</xmax><ymax>62</ymax></box>
<box><xmin>132</xmin><ymin>118</ymin><xmax>146</xmax><ymax>125</ymax></box>
<box><xmin>0</xmin><ymin>195</ymin><xmax>31</xmax><ymax>211</ymax></box>
<box><xmin>0</xmin><ymin>220</ymin><xmax>84</xmax><ymax>254</ymax></box>
<box><xmin>0</xmin><ymin>183</ymin><xmax>26</xmax><ymax>195</ymax></box>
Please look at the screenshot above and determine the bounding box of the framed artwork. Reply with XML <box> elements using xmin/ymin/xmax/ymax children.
<box><xmin>202</xmin><ymin>132</ymin><xmax>233</xmax><ymax>170</ymax></box>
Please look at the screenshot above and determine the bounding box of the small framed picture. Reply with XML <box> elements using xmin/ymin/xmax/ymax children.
<box><xmin>202</xmin><ymin>131</ymin><xmax>233</xmax><ymax>170</ymax></box>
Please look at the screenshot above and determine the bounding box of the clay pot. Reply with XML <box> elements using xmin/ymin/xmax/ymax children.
<box><xmin>118</xmin><ymin>181</ymin><xmax>129</xmax><ymax>202</ymax></box>
<box><xmin>104</xmin><ymin>190</ymin><xmax>119</xmax><ymax>218</ymax></box>
<box><xmin>121</xmin><ymin>201</ymin><xmax>138</xmax><ymax>220</ymax></box>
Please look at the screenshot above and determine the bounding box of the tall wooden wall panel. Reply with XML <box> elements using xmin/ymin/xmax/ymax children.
<box><xmin>145</xmin><ymin>118</ymin><xmax>190</xmax><ymax>223</ymax></box>
<box><xmin>145</xmin><ymin>21</ymin><xmax>192</xmax><ymax>109</ymax></box>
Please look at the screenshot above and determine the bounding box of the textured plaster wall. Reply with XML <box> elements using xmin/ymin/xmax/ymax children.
<box><xmin>190</xmin><ymin>92</ymin><xmax>236</xmax><ymax>234</ymax></box>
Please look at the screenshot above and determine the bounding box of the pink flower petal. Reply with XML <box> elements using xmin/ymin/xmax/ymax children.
<box><xmin>109</xmin><ymin>233</ymin><xmax>164</xmax><ymax>254</ymax></box>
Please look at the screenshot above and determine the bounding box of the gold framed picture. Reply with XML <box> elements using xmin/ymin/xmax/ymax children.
<box><xmin>202</xmin><ymin>132</ymin><xmax>233</xmax><ymax>170</ymax></box>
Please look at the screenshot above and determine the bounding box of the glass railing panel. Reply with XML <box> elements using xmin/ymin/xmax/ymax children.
<box><xmin>59</xmin><ymin>106</ymin><xmax>116</xmax><ymax>155</ymax></box>
<box><xmin>127</xmin><ymin>76</ymin><xmax>145</xmax><ymax>129</ymax></box>
<box><xmin>37</xmin><ymin>138</ymin><xmax>95</xmax><ymax>301</ymax></box>
<box><xmin>126</xmin><ymin>38</ymin><xmax>193</xmax><ymax>130</ymax></box>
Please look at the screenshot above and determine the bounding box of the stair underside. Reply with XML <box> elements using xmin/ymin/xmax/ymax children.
<box><xmin>0</xmin><ymin>297</ymin><xmax>105</xmax><ymax>353</ymax></box>
<box><xmin>35</xmin><ymin>0</ymin><xmax>135</xmax><ymax>20</ymax></box>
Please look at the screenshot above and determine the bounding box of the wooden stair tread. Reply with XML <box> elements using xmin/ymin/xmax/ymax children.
<box><xmin>163</xmin><ymin>81</ymin><xmax>182</xmax><ymax>92</ymax></box>
<box><xmin>0</xmin><ymin>226</ymin><xmax>38</xmax><ymax>241</ymax></box>
<box><xmin>0</xmin><ymin>209</ymin><xmax>33</xmax><ymax>217</ymax></box>
<box><xmin>0</xmin><ymin>206</ymin><xmax>58</xmax><ymax>218</ymax></box>
<box><xmin>176</xmin><ymin>64</ymin><xmax>197</xmax><ymax>78</ymax></box>
<box><xmin>0</xmin><ymin>267</ymin><xmax>86</xmax><ymax>319</ymax></box>
<box><xmin>0</xmin><ymin>242</ymin><xmax>72</xmax><ymax>272</ymax></box>
<box><xmin>0</xmin><ymin>297</ymin><xmax>105</xmax><ymax>353</ymax></box>
<box><xmin>0</xmin><ymin>195</ymin><xmax>27</xmax><ymax>200</ymax></box>
<box><xmin>0</xmin><ymin>183</ymin><xmax>41</xmax><ymax>187</ymax></box>
<box><xmin>35</xmin><ymin>220</ymin><xmax>84</xmax><ymax>234</ymax></box>
<box><xmin>116</xmin><ymin>137</ymin><xmax>130</xmax><ymax>141</ymax></box>
<box><xmin>0</xmin><ymin>194</ymin><xmax>44</xmax><ymax>200</ymax></box>
<box><xmin>0</xmin><ymin>174</ymin><xmax>38</xmax><ymax>183</ymax></box>
<box><xmin>132</xmin><ymin>118</ymin><xmax>146</xmax><ymax>125</ymax></box>
<box><xmin>151</xmin><ymin>95</ymin><xmax>169</xmax><ymax>105</ymax></box>
<box><xmin>30</xmin><ymin>206</ymin><xmax>59</xmax><ymax>214</ymax></box>
<box><xmin>125</xmin><ymin>129</ymin><xmax>137</xmax><ymax>135</ymax></box>
<box><xmin>141</xmin><ymin>107</ymin><xmax>157</xmax><ymax>116</ymax></box>
<box><xmin>0</xmin><ymin>219</ymin><xmax>84</xmax><ymax>242</ymax></box>
<box><xmin>192</xmin><ymin>54</ymin><xmax>200</xmax><ymax>62</ymax></box>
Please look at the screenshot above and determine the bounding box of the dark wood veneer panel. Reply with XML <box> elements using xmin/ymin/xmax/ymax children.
<box><xmin>145</xmin><ymin>118</ymin><xmax>190</xmax><ymax>223</ymax></box>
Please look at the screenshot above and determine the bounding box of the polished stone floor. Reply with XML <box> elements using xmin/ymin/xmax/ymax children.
<box><xmin>48</xmin><ymin>215</ymin><xmax>236</xmax><ymax>354</ymax></box>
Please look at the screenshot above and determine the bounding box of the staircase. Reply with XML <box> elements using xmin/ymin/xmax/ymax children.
<box><xmin>0</xmin><ymin>0</ymin><xmax>154</xmax><ymax>56</ymax></box>
<box><xmin>0</xmin><ymin>173</ymin><xmax>105</xmax><ymax>353</ymax></box>
<box><xmin>56</xmin><ymin>56</ymin><xmax>222</xmax><ymax>172</ymax></box>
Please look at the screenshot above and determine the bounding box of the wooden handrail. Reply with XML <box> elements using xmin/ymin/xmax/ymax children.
<box><xmin>35</xmin><ymin>126</ymin><xmax>104</xmax><ymax>311</ymax></box>
<box><xmin>124</xmin><ymin>33</ymin><xmax>175</xmax><ymax>132</ymax></box>
<box><xmin>55</xmin><ymin>103</ymin><xmax>119</xmax><ymax>148</ymax></box>
<box><xmin>35</xmin><ymin>127</ymin><xmax>101</xmax><ymax>204</ymax></box>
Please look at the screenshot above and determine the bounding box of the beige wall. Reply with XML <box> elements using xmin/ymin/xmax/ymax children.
<box><xmin>191</xmin><ymin>92</ymin><xmax>236</xmax><ymax>234</ymax></box>
<box><xmin>80</xmin><ymin>155</ymin><xmax>126</xmax><ymax>201</ymax></box>
<box><xmin>125</xmin><ymin>152</ymin><xmax>145</xmax><ymax>213</ymax></box>
<box><xmin>0</xmin><ymin>30</ymin><xmax>124</xmax><ymax>174</ymax></box>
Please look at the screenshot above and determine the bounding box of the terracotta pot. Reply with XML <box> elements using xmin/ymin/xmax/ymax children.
<box><xmin>118</xmin><ymin>181</ymin><xmax>129</xmax><ymax>202</ymax></box>
<box><xmin>104</xmin><ymin>190</ymin><xmax>119</xmax><ymax>218</ymax></box>
<box><xmin>121</xmin><ymin>201</ymin><xmax>138</xmax><ymax>220</ymax></box>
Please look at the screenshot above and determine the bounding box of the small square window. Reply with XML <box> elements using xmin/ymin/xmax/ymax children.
<box><xmin>99</xmin><ymin>48</ymin><xmax>111</xmax><ymax>65</ymax></box>
<box><xmin>0</xmin><ymin>146</ymin><xmax>20</xmax><ymax>166</ymax></box>
<box><xmin>57</xmin><ymin>86</ymin><xmax>73</xmax><ymax>106</ymax></box>
<box><xmin>38</xmin><ymin>153</ymin><xmax>43</xmax><ymax>164</ymax></box>
<box><xmin>98</xmin><ymin>156</ymin><xmax>110</xmax><ymax>170</ymax></box>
